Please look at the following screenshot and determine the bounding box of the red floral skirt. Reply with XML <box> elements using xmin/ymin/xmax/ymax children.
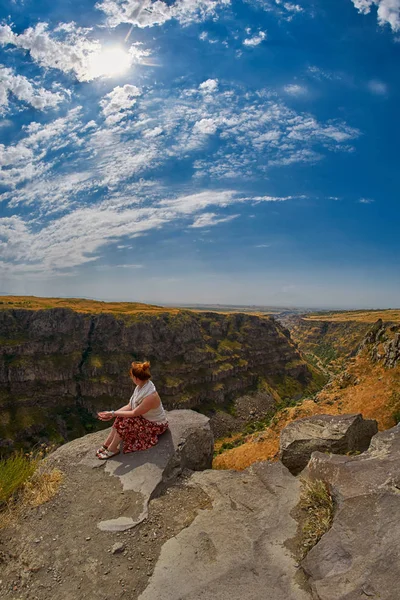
<box><xmin>112</xmin><ymin>415</ymin><xmax>169</xmax><ymax>454</ymax></box>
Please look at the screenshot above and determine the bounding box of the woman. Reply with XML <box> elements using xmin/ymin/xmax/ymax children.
<box><xmin>96</xmin><ymin>361</ymin><xmax>168</xmax><ymax>460</ymax></box>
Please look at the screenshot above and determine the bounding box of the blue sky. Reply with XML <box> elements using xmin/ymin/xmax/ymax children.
<box><xmin>0</xmin><ymin>0</ymin><xmax>399</xmax><ymax>308</ymax></box>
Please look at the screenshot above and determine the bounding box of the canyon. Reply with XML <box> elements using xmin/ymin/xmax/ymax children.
<box><xmin>0</xmin><ymin>297</ymin><xmax>324</xmax><ymax>453</ymax></box>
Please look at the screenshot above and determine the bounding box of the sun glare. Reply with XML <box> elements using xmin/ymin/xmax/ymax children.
<box><xmin>87</xmin><ymin>46</ymin><xmax>132</xmax><ymax>79</ymax></box>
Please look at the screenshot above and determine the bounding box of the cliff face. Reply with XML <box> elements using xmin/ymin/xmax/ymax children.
<box><xmin>283</xmin><ymin>316</ymin><xmax>372</xmax><ymax>372</ymax></box>
<box><xmin>0</xmin><ymin>307</ymin><xmax>320</xmax><ymax>451</ymax></box>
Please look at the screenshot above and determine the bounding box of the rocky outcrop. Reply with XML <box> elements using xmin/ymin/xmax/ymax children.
<box><xmin>0</xmin><ymin>306</ymin><xmax>320</xmax><ymax>451</ymax></box>
<box><xmin>49</xmin><ymin>409</ymin><xmax>213</xmax><ymax>531</ymax></box>
<box><xmin>279</xmin><ymin>414</ymin><xmax>378</xmax><ymax>475</ymax></box>
<box><xmin>302</xmin><ymin>424</ymin><xmax>400</xmax><ymax>600</ymax></box>
<box><xmin>358</xmin><ymin>319</ymin><xmax>400</xmax><ymax>368</ymax></box>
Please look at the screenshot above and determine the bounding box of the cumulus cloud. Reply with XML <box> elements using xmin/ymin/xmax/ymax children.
<box><xmin>193</xmin><ymin>117</ymin><xmax>218</xmax><ymax>134</ymax></box>
<box><xmin>100</xmin><ymin>84</ymin><xmax>142</xmax><ymax>126</ymax></box>
<box><xmin>0</xmin><ymin>22</ymin><xmax>149</xmax><ymax>81</ymax></box>
<box><xmin>199</xmin><ymin>79</ymin><xmax>219</xmax><ymax>94</ymax></box>
<box><xmin>359</xmin><ymin>197</ymin><xmax>375</xmax><ymax>203</ymax></box>
<box><xmin>351</xmin><ymin>0</ymin><xmax>400</xmax><ymax>32</ymax></box>
<box><xmin>0</xmin><ymin>66</ymin><xmax>65</xmax><ymax>114</ymax></box>
<box><xmin>243</xmin><ymin>30</ymin><xmax>267</xmax><ymax>46</ymax></box>
<box><xmin>96</xmin><ymin>0</ymin><xmax>231</xmax><ymax>29</ymax></box>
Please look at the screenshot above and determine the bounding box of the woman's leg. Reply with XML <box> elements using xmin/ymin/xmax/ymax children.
<box><xmin>107</xmin><ymin>429</ymin><xmax>122</xmax><ymax>453</ymax></box>
<box><xmin>103</xmin><ymin>427</ymin><xmax>118</xmax><ymax>448</ymax></box>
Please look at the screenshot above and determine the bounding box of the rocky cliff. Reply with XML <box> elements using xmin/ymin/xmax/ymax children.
<box><xmin>0</xmin><ymin>301</ymin><xmax>323</xmax><ymax>452</ymax></box>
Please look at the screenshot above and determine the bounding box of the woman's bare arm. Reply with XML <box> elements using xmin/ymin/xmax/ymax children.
<box><xmin>97</xmin><ymin>402</ymin><xmax>131</xmax><ymax>420</ymax></box>
<box><xmin>112</xmin><ymin>393</ymin><xmax>160</xmax><ymax>418</ymax></box>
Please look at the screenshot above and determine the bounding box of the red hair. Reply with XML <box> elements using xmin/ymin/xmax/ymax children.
<box><xmin>129</xmin><ymin>361</ymin><xmax>151</xmax><ymax>381</ymax></box>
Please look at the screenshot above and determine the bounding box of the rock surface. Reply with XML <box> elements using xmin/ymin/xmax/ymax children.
<box><xmin>138</xmin><ymin>461</ymin><xmax>310</xmax><ymax>600</ymax></box>
<box><xmin>279</xmin><ymin>413</ymin><xmax>378</xmax><ymax>475</ymax></box>
<box><xmin>302</xmin><ymin>424</ymin><xmax>400</xmax><ymax>600</ymax></box>
<box><xmin>2</xmin><ymin>411</ymin><xmax>400</xmax><ymax>600</ymax></box>
<box><xmin>50</xmin><ymin>409</ymin><xmax>213</xmax><ymax>531</ymax></box>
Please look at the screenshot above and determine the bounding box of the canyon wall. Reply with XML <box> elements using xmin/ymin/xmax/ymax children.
<box><xmin>0</xmin><ymin>307</ymin><xmax>322</xmax><ymax>451</ymax></box>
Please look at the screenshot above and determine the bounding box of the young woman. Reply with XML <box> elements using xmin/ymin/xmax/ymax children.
<box><xmin>96</xmin><ymin>361</ymin><xmax>168</xmax><ymax>460</ymax></box>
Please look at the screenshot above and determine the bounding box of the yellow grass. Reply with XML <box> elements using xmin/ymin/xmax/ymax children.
<box><xmin>304</xmin><ymin>309</ymin><xmax>400</xmax><ymax>323</ymax></box>
<box><xmin>0</xmin><ymin>295</ymin><xmax>276</xmax><ymax>319</ymax></box>
<box><xmin>0</xmin><ymin>295</ymin><xmax>178</xmax><ymax>315</ymax></box>
<box><xmin>22</xmin><ymin>468</ymin><xmax>64</xmax><ymax>507</ymax></box>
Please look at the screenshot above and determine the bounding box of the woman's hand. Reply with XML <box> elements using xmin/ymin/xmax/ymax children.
<box><xmin>97</xmin><ymin>411</ymin><xmax>114</xmax><ymax>421</ymax></box>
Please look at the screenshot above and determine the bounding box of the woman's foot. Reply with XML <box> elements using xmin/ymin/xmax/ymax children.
<box><xmin>96</xmin><ymin>444</ymin><xmax>108</xmax><ymax>457</ymax></box>
<box><xmin>97</xmin><ymin>449</ymin><xmax>120</xmax><ymax>460</ymax></box>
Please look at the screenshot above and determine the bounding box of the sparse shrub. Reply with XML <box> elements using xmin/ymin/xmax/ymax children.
<box><xmin>299</xmin><ymin>479</ymin><xmax>334</xmax><ymax>558</ymax></box>
<box><xmin>0</xmin><ymin>451</ymin><xmax>38</xmax><ymax>505</ymax></box>
<box><xmin>0</xmin><ymin>447</ymin><xmax>63</xmax><ymax>527</ymax></box>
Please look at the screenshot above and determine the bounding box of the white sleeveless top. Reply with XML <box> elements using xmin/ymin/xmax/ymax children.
<box><xmin>129</xmin><ymin>380</ymin><xmax>167</xmax><ymax>423</ymax></box>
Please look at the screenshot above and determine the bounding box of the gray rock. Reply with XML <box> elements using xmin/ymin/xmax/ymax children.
<box><xmin>48</xmin><ymin>409</ymin><xmax>213</xmax><ymax>531</ymax></box>
<box><xmin>111</xmin><ymin>542</ymin><xmax>125</xmax><ymax>554</ymax></box>
<box><xmin>138</xmin><ymin>461</ymin><xmax>311</xmax><ymax>600</ymax></box>
<box><xmin>279</xmin><ymin>413</ymin><xmax>378</xmax><ymax>475</ymax></box>
<box><xmin>302</xmin><ymin>424</ymin><xmax>400</xmax><ymax>600</ymax></box>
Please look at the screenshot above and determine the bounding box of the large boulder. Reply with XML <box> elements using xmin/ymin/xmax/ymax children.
<box><xmin>302</xmin><ymin>424</ymin><xmax>400</xmax><ymax>600</ymax></box>
<box><xmin>279</xmin><ymin>413</ymin><xmax>378</xmax><ymax>475</ymax></box>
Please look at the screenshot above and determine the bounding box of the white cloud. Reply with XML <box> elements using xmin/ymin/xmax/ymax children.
<box><xmin>190</xmin><ymin>212</ymin><xmax>239</xmax><ymax>227</ymax></box>
<box><xmin>193</xmin><ymin>117</ymin><xmax>218</xmax><ymax>134</ymax></box>
<box><xmin>96</xmin><ymin>0</ymin><xmax>231</xmax><ymax>29</ymax></box>
<box><xmin>359</xmin><ymin>197</ymin><xmax>375</xmax><ymax>203</ymax></box>
<box><xmin>0</xmin><ymin>22</ymin><xmax>150</xmax><ymax>82</ymax></box>
<box><xmin>368</xmin><ymin>79</ymin><xmax>388</xmax><ymax>95</ymax></box>
<box><xmin>247</xmin><ymin>0</ymin><xmax>304</xmax><ymax>19</ymax></box>
<box><xmin>0</xmin><ymin>188</ymin><xmax>309</xmax><ymax>276</ymax></box>
<box><xmin>243</xmin><ymin>31</ymin><xmax>267</xmax><ymax>46</ymax></box>
<box><xmin>199</xmin><ymin>79</ymin><xmax>219</xmax><ymax>94</ymax></box>
<box><xmin>0</xmin><ymin>65</ymin><xmax>65</xmax><ymax>114</ymax></box>
<box><xmin>100</xmin><ymin>84</ymin><xmax>142</xmax><ymax>126</ymax></box>
<box><xmin>1</xmin><ymin>80</ymin><xmax>360</xmax><ymax>219</ymax></box>
<box><xmin>351</xmin><ymin>0</ymin><xmax>400</xmax><ymax>32</ymax></box>
<box><xmin>283</xmin><ymin>83</ymin><xmax>308</xmax><ymax>95</ymax></box>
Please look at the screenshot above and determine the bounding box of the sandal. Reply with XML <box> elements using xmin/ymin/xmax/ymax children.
<box><xmin>97</xmin><ymin>449</ymin><xmax>120</xmax><ymax>460</ymax></box>
<box><xmin>96</xmin><ymin>444</ymin><xmax>108</xmax><ymax>457</ymax></box>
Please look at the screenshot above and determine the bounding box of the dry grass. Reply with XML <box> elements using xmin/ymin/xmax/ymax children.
<box><xmin>0</xmin><ymin>451</ymin><xmax>63</xmax><ymax>529</ymax></box>
<box><xmin>298</xmin><ymin>479</ymin><xmax>334</xmax><ymax>558</ymax></box>
<box><xmin>22</xmin><ymin>467</ymin><xmax>64</xmax><ymax>507</ymax></box>
<box><xmin>304</xmin><ymin>309</ymin><xmax>400</xmax><ymax>323</ymax></box>
<box><xmin>0</xmin><ymin>295</ymin><xmax>178</xmax><ymax>315</ymax></box>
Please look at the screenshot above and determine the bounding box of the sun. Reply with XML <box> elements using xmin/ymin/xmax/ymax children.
<box><xmin>87</xmin><ymin>46</ymin><xmax>132</xmax><ymax>79</ymax></box>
